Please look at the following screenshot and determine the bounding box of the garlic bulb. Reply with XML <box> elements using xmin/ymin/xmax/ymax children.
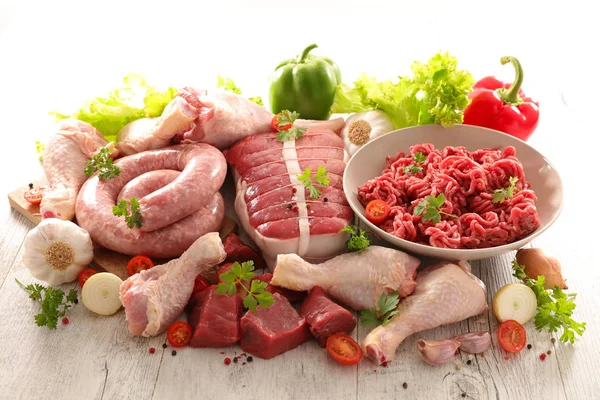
<box><xmin>23</xmin><ymin>219</ymin><xmax>94</xmax><ymax>285</ymax></box>
<box><xmin>341</xmin><ymin>110</ymin><xmax>394</xmax><ymax>156</ymax></box>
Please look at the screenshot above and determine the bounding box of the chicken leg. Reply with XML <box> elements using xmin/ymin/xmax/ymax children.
<box><xmin>362</xmin><ymin>261</ymin><xmax>488</xmax><ymax>365</ymax></box>
<box><xmin>119</xmin><ymin>232</ymin><xmax>226</xmax><ymax>337</ymax></box>
<box><xmin>271</xmin><ymin>246</ymin><xmax>421</xmax><ymax>310</ymax></box>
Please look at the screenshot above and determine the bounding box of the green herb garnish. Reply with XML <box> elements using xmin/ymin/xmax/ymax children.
<box><xmin>84</xmin><ymin>147</ymin><xmax>120</xmax><ymax>180</ymax></box>
<box><xmin>402</xmin><ymin>151</ymin><xmax>426</xmax><ymax>174</ymax></box>
<box><xmin>360</xmin><ymin>291</ymin><xmax>400</xmax><ymax>327</ymax></box>
<box><xmin>275</xmin><ymin>110</ymin><xmax>307</xmax><ymax>142</ymax></box>
<box><xmin>216</xmin><ymin>261</ymin><xmax>274</xmax><ymax>311</ymax></box>
<box><xmin>512</xmin><ymin>260</ymin><xmax>586</xmax><ymax>343</ymax></box>
<box><xmin>35</xmin><ymin>140</ymin><xmax>45</xmax><ymax>164</ymax></box>
<box><xmin>15</xmin><ymin>278</ymin><xmax>78</xmax><ymax>330</ymax></box>
<box><xmin>297</xmin><ymin>166</ymin><xmax>330</xmax><ymax>199</ymax></box>
<box><xmin>413</xmin><ymin>193</ymin><xmax>457</xmax><ymax>224</ymax></box>
<box><xmin>339</xmin><ymin>225</ymin><xmax>370</xmax><ymax>252</ymax></box>
<box><xmin>112</xmin><ymin>197</ymin><xmax>143</xmax><ymax>228</ymax></box>
<box><xmin>217</xmin><ymin>75</ymin><xmax>242</xmax><ymax>94</ymax></box>
<box><xmin>493</xmin><ymin>176</ymin><xmax>519</xmax><ymax>203</ymax></box>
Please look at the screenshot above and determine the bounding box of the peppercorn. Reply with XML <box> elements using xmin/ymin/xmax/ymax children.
<box><xmin>162</xmin><ymin>343</ymin><xmax>168</xmax><ymax>349</ymax></box>
<box><xmin>461</xmin><ymin>393</ymin><xmax>466</xmax><ymax>398</ymax></box>
<box><xmin>539</xmin><ymin>353</ymin><xmax>546</xmax><ymax>361</ymax></box>
<box><xmin>547</xmin><ymin>350</ymin><xmax>552</xmax><ymax>355</ymax></box>
<box><xmin>551</xmin><ymin>338</ymin><xmax>556</xmax><ymax>344</ymax></box>
<box><xmin>233</xmin><ymin>357</ymin><xmax>238</xmax><ymax>364</ymax></box>
<box><xmin>247</xmin><ymin>356</ymin><xmax>253</xmax><ymax>362</ymax></box>
<box><xmin>224</xmin><ymin>358</ymin><xmax>231</xmax><ymax>365</ymax></box>
<box><xmin>466</xmin><ymin>360</ymin><xmax>472</xmax><ymax>365</ymax></box>
<box><xmin>149</xmin><ymin>348</ymin><xmax>156</xmax><ymax>354</ymax></box>
<box><xmin>172</xmin><ymin>350</ymin><xmax>177</xmax><ymax>356</ymax></box>
<box><xmin>292</xmin><ymin>187</ymin><xmax>297</xmax><ymax>194</ymax></box>
<box><xmin>324</xmin><ymin>197</ymin><xmax>328</xmax><ymax>202</ymax></box>
<box><xmin>62</xmin><ymin>317</ymin><xmax>69</xmax><ymax>325</ymax></box>
<box><xmin>527</xmin><ymin>344</ymin><xmax>532</xmax><ymax>349</ymax></box>
<box><xmin>28</xmin><ymin>183</ymin><xmax>33</xmax><ymax>189</ymax></box>
<box><xmin>382</xmin><ymin>362</ymin><xmax>388</xmax><ymax>368</ymax></box>
<box><xmin>74</xmin><ymin>298</ymin><xmax>79</xmax><ymax>304</ymax></box>
<box><xmin>287</xmin><ymin>204</ymin><xmax>292</xmax><ymax>209</ymax></box>
<box><xmin>402</xmin><ymin>382</ymin><xmax>408</xmax><ymax>389</ymax></box>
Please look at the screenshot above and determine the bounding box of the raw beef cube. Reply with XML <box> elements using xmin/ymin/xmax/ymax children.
<box><xmin>223</xmin><ymin>233</ymin><xmax>266</xmax><ymax>268</ymax></box>
<box><xmin>300</xmin><ymin>286</ymin><xmax>357</xmax><ymax>347</ymax></box>
<box><xmin>252</xmin><ymin>273</ymin><xmax>307</xmax><ymax>303</ymax></box>
<box><xmin>188</xmin><ymin>285</ymin><xmax>243</xmax><ymax>347</ymax></box>
<box><xmin>240</xmin><ymin>293</ymin><xmax>311</xmax><ymax>359</ymax></box>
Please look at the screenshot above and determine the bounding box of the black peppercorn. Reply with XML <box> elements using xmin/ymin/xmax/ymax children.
<box><xmin>323</xmin><ymin>197</ymin><xmax>328</xmax><ymax>202</ymax></box>
<box><xmin>172</xmin><ymin>350</ymin><xmax>177</xmax><ymax>356</ymax></box>
<box><xmin>461</xmin><ymin>393</ymin><xmax>466</xmax><ymax>398</ymax></box>
<box><xmin>527</xmin><ymin>344</ymin><xmax>532</xmax><ymax>350</ymax></box>
<box><xmin>466</xmin><ymin>360</ymin><xmax>472</xmax><ymax>365</ymax></box>
<box><xmin>402</xmin><ymin>382</ymin><xmax>408</xmax><ymax>389</ymax></box>
<box><xmin>247</xmin><ymin>356</ymin><xmax>253</xmax><ymax>362</ymax></box>
<box><xmin>287</xmin><ymin>204</ymin><xmax>292</xmax><ymax>209</ymax></box>
<box><xmin>162</xmin><ymin>343</ymin><xmax>168</xmax><ymax>349</ymax></box>
<box><xmin>28</xmin><ymin>183</ymin><xmax>33</xmax><ymax>189</ymax></box>
<box><xmin>233</xmin><ymin>357</ymin><xmax>238</xmax><ymax>363</ymax></box>
<box><xmin>74</xmin><ymin>298</ymin><xmax>79</xmax><ymax>304</ymax></box>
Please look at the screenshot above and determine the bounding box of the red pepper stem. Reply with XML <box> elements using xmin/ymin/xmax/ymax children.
<box><xmin>499</xmin><ymin>56</ymin><xmax>524</xmax><ymax>105</ymax></box>
<box><xmin>297</xmin><ymin>44</ymin><xmax>318</xmax><ymax>63</ymax></box>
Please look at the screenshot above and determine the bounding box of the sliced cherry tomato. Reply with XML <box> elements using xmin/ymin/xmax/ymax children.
<box><xmin>78</xmin><ymin>268</ymin><xmax>98</xmax><ymax>288</ymax></box>
<box><xmin>271</xmin><ymin>114</ymin><xmax>292</xmax><ymax>131</ymax></box>
<box><xmin>497</xmin><ymin>320</ymin><xmax>527</xmax><ymax>353</ymax></box>
<box><xmin>326</xmin><ymin>332</ymin><xmax>363</xmax><ymax>365</ymax></box>
<box><xmin>23</xmin><ymin>186</ymin><xmax>48</xmax><ymax>205</ymax></box>
<box><xmin>167</xmin><ymin>321</ymin><xmax>193</xmax><ymax>347</ymax></box>
<box><xmin>127</xmin><ymin>255</ymin><xmax>154</xmax><ymax>276</ymax></box>
<box><xmin>365</xmin><ymin>199</ymin><xmax>390</xmax><ymax>225</ymax></box>
<box><xmin>192</xmin><ymin>275</ymin><xmax>211</xmax><ymax>295</ymax></box>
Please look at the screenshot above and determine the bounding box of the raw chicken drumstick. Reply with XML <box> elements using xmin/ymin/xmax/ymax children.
<box><xmin>119</xmin><ymin>232</ymin><xmax>226</xmax><ymax>337</ymax></box>
<box><xmin>40</xmin><ymin>119</ymin><xmax>116</xmax><ymax>220</ymax></box>
<box><xmin>362</xmin><ymin>261</ymin><xmax>488</xmax><ymax>365</ymax></box>
<box><xmin>270</xmin><ymin>246</ymin><xmax>421</xmax><ymax>310</ymax></box>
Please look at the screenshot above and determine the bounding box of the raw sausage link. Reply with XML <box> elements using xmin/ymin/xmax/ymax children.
<box><xmin>75</xmin><ymin>143</ymin><xmax>227</xmax><ymax>258</ymax></box>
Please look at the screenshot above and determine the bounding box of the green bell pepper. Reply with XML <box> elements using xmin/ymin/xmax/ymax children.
<box><xmin>268</xmin><ymin>44</ymin><xmax>341</xmax><ymax>121</ymax></box>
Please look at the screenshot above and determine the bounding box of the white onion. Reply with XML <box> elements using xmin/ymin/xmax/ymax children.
<box><xmin>82</xmin><ymin>272</ymin><xmax>123</xmax><ymax>316</ymax></box>
<box><xmin>492</xmin><ymin>283</ymin><xmax>537</xmax><ymax>324</ymax></box>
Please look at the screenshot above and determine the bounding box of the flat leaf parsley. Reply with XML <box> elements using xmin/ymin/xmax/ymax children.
<box><xmin>493</xmin><ymin>176</ymin><xmax>519</xmax><ymax>203</ymax></box>
<box><xmin>339</xmin><ymin>225</ymin><xmax>370</xmax><ymax>252</ymax></box>
<box><xmin>15</xmin><ymin>278</ymin><xmax>78</xmax><ymax>330</ymax></box>
<box><xmin>402</xmin><ymin>151</ymin><xmax>426</xmax><ymax>174</ymax></box>
<box><xmin>84</xmin><ymin>147</ymin><xmax>120</xmax><ymax>180</ymax></box>
<box><xmin>413</xmin><ymin>193</ymin><xmax>457</xmax><ymax>224</ymax></box>
<box><xmin>297</xmin><ymin>166</ymin><xmax>330</xmax><ymax>199</ymax></box>
<box><xmin>112</xmin><ymin>197</ymin><xmax>143</xmax><ymax>228</ymax></box>
<box><xmin>216</xmin><ymin>261</ymin><xmax>274</xmax><ymax>312</ymax></box>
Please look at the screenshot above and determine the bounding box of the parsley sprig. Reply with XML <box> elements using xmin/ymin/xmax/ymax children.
<box><xmin>339</xmin><ymin>225</ymin><xmax>370</xmax><ymax>252</ymax></box>
<box><xmin>402</xmin><ymin>152</ymin><xmax>426</xmax><ymax>174</ymax></box>
<box><xmin>15</xmin><ymin>278</ymin><xmax>78</xmax><ymax>329</ymax></box>
<box><xmin>492</xmin><ymin>176</ymin><xmax>519</xmax><ymax>203</ymax></box>
<box><xmin>413</xmin><ymin>193</ymin><xmax>457</xmax><ymax>224</ymax></box>
<box><xmin>360</xmin><ymin>291</ymin><xmax>400</xmax><ymax>327</ymax></box>
<box><xmin>297</xmin><ymin>166</ymin><xmax>330</xmax><ymax>199</ymax></box>
<box><xmin>112</xmin><ymin>197</ymin><xmax>143</xmax><ymax>228</ymax></box>
<box><xmin>512</xmin><ymin>260</ymin><xmax>586</xmax><ymax>343</ymax></box>
<box><xmin>216</xmin><ymin>261</ymin><xmax>274</xmax><ymax>312</ymax></box>
<box><xmin>84</xmin><ymin>147</ymin><xmax>120</xmax><ymax>180</ymax></box>
<box><xmin>274</xmin><ymin>110</ymin><xmax>307</xmax><ymax>142</ymax></box>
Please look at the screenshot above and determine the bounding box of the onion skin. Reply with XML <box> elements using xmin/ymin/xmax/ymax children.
<box><xmin>516</xmin><ymin>248</ymin><xmax>568</xmax><ymax>289</ymax></box>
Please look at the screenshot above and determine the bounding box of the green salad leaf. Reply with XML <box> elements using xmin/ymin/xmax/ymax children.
<box><xmin>50</xmin><ymin>73</ymin><xmax>178</xmax><ymax>142</ymax></box>
<box><xmin>331</xmin><ymin>51</ymin><xmax>475</xmax><ymax>129</ymax></box>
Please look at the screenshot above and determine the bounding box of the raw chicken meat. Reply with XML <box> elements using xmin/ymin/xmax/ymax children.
<box><xmin>40</xmin><ymin>119</ymin><xmax>115</xmax><ymax>220</ymax></box>
<box><xmin>252</xmin><ymin>273</ymin><xmax>307</xmax><ymax>303</ymax></box>
<box><xmin>240</xmin><ymin>293</ymin><xmax>312</xmax><ymax>359</ymax></box>
<box><xmin>187</xmin><ymin>285</ymin><xmax>243</xmax><ymax>347</ymax></box>
<box><xmin>300</xmin><ymin>286</ymin><xmax>356</xmax><ymax>346</ymax></box>
<box><xmin>225</xmin><ymin>129</ymin><xmax>354</xmax><ymax>267</ymax></box>
<box><xmin>119</xmin><ymin>232</ymin><xmax>226</xmax><ymax>337</ymax></box>
<box><xmin>270</xmin><ymin>246</ymin><xmax>421</xmax><ymax>310</ymax></box>
<box><xmin>362</xmin><ymin>261</ymin><xmax>488</xmax><ymax>365</ymax></box>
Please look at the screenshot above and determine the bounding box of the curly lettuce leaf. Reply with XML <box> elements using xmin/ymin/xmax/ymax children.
<box><xmin>217</xmin><ymin>76</ymin><xmax>264</xmax><ymax>106</ymax></box>
<box><xmin>331</xmin><ymin>51</ymin><xmax>474</xmax><ymax>129</ymax></box>
<box><xmin>51</xmin><ymin>73</ymin><xmax>178</xmax><ymax>142</ymax></box>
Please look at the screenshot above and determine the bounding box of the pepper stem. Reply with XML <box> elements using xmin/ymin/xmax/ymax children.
<box><xmin>297</xmin><ymin>44</ymin><xmax>318</xmax><ymax>63</ymax></box>
<box><xmin>498</xmin><ymin>56</ymin><xmax>524</xmax><ymax>105</ymax></box>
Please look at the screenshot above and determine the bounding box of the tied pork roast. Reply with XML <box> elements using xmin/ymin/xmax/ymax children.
<box><xmin>224</xmin><ymin>128</ymin><xmax>354</xmax><ymax>267</ymax></box>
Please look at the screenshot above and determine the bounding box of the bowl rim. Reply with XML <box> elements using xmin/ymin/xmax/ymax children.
<box><xmin>343</xmin><ymin>123</ymin><xmax>564</xmax><ymax>257</ymax></box>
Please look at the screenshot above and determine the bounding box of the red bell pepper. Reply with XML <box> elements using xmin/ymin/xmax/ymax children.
<box><xmin>463</xmin><ymin>56</ymin><xmax>539</xmax><ymax>141</ymax></box>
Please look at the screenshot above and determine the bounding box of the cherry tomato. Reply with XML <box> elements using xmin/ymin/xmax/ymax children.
<box><xmin>326</xmin><ymin>332</ymin><xmax>363</xmax><ymax>365</ymax></box>
<box><xmin>78</xmin><ymin>268</ymin><xmax>98</xmax><ymax>288</ymax></box>
<box><xmin>365</xmin><ymin>199</ymin><xmax>390</xmax><ymax>225</ymax></box>
<box><xmin>167</xmin><ymin>321</ymin><xmax>193</xmax><ymax>347</ymax></box>
<box><xmin>23</xmin><ymin>186</ymin><xmax>48</xmax><ymax>205</ymax></box>
<box><xmin>271</xmin><ymin>114</ymin><xmax>292</xmax><ymax>131</ymax></box>
<box><xmin>497</xmin><ymin>320</ymin><xmax>527</xmax><ymax>353</ymax></box>
<box><xmin>127</xmin><ymin>255</ymin><xmax>154</xmax><ymax>276</ymax></box>
<box><xmin>192</xmin><ymin>275</ymin><xmax>211</xmax><ymax>295</ymax></box>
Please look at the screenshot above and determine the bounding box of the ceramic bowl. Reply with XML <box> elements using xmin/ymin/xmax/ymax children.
<box><xmin>343</xmin><ymin>124</ymin><xmax>563</xmax><ymax>261</ymax></box>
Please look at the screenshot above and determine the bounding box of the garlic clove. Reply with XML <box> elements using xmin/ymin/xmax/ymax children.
<box><xmin>452</xmin><ymin>331</ymin><xmax>491</xmax><ymax>354</ymax></box>
<box><xmin>417</xmin><ymin>339</ymin><xmax>460</xmax><ymax>366</ymax></box>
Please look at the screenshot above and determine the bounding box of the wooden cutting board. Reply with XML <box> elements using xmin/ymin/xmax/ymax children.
<box><xmin>7</xmin><ymin>178</ymin><xmax>239</xmax><ymax>281</ymax></box>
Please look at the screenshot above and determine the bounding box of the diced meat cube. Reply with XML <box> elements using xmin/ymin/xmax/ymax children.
<box><xmin>223</xmin><ymin>233</ymin><xmax>266</xmax><ymax>268</ymax></box>
<box><xmin>300</xmin><ymin>286</ymin><xmax>357</xmax><ymax>347</ymax></box>
<box><xmin>240</xmin><ymin>293</ymin><xmax>311</xmax><ymax>359</ymax></box>
<box><xmin>253</xmin><ymin>273</ymin><xmax>307</xmax><ymax>303</ymax></box>
<box><xmin>188</xmin><ymin>285</ymin><xmax>243</xmax><ymax>347</ymax></box>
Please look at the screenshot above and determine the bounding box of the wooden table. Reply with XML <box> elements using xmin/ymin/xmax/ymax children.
<box><xmin>1</xmin><ymin>1</ymin><xmax>599</xmax><ymax>399</ymax></box>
